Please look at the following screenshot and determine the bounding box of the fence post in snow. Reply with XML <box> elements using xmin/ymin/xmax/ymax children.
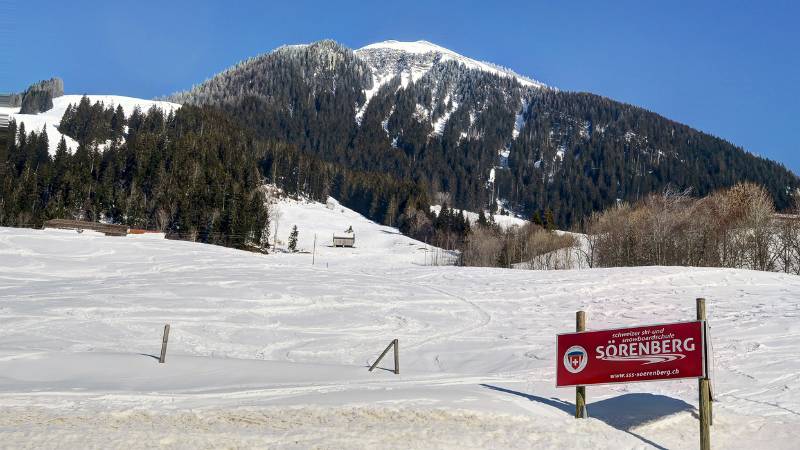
<box><xmin>697</xmin><ymin>298</ymin><xmax>711</xmax><ymax>450</ymax></box>
<box><xmin>697</xmin><ymin>296</ymin><xmax>714</xmax><ymax>410</ymax></box>
<box><xmin>159</xmin><ymin>324</ymin><xmax>170</xmax><ymax>364</ymax></box>
<box><xmin>369</xmin><ymin>339</ymin><xmax>399</xmax><ymax>374</ymax></box>
<box><xmin>575</xmin><ymin>310</ymin><xmax>587</xmax><ymax>418</ymax></box>
<box><xmin>393</xmin><ymin>339</ymin><xmax>399</xmax><ymax>375</ymax></box>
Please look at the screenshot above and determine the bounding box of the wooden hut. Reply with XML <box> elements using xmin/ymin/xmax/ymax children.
<box><xmin>43</xmin><ymin>219</ymin><xmax>129</xmax><ymax>237</ymax></box>
<box><xmin>332</xmin><ymin>232</ymin><xmax>355</xmax><ymax>247</ymax></box>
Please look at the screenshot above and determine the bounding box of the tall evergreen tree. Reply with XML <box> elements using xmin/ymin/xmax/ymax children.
<box><xmin>288</xmin><ymin>225</ymin><xmax>298</xmax><ymax>252</ymax></box>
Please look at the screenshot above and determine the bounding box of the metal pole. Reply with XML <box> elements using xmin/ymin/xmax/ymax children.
<box><xmin>576</xmin><ymin>311</ymin><xmax>587</xmax><ymax>418</ymax></box>
<box><xmin>697</xmin><ymin>298</ymin><xmax>711</xmax><ymax>450</ymax></box>
<box><xmin>313</xmin><ymin>233</ymin><xmax>317</xmax><ymax>265</ymax></box>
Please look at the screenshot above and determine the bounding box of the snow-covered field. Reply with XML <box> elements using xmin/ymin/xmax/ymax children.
<box><xmin>0</xmin><ymin>95</ymin><xmax>180</xmax><ymax>155</ymax></box>
<box><xmin>1</xmin><ymin>199</ymin><xmax>799</xmax><ymax>449</ymax></box>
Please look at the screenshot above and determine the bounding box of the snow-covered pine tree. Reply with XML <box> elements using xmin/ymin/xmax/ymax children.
<box><xmin>288</xmin><ymin>225</ymin><xmax>299</xmax><ymax>252</ymax></box>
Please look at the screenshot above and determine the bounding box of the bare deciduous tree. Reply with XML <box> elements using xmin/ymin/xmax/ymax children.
<box><xmin>585</xmin><ymin>182</ymin><xmax>798</xmax><ymax>273</ymax></box>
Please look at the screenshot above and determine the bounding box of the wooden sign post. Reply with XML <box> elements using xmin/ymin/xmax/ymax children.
<box><xmin>393</xmin><ymin>338</ymin><xmax>400</xmax><ymax>375</ymax></box>
<box><xmin>697</xmin><ymin>298</ymin><xmax>711</xmax><ymax>450</ymax></box>
<box><xmin>159</xmin><ymin>324</ymin><xmax>170</xmax><ymax>364</ymax></box>
<box><xmin>558</xmin><ymin>301</ymin><xmax>712</xmax><ymax>448</ymax></box>
<box><xmin>576</xmin><ymin>310</ymin><xmax>587</xmax><ymax>418</ymax></box>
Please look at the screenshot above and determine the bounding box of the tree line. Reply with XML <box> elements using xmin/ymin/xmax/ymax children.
<box><xmin>1</xmin><ymin>103</ymin><xmax>269</xmax><ymax>250</ymax></box>
<box><xmin>1</xmin><ymin>97</ymin><xmax>474</xmax><ymax>252</ymax></box>
<box><xmin>582</xmin><ymin>183</ymin><xmax>800</xmax><ymax>274</ymax></box>
<box><xmin>3</xmin><ymin>90</ymin><xmax>797</xmax><ymax>274</ymax></box>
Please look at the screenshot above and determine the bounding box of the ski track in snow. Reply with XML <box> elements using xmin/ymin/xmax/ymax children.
<box><xmin>409</xmin><ymin>283</ymin><xmax>492</xmax><ymax>350</ymax></box>
<box><xmin>1</xmin><ymin>200</ymin><xmax>800</xmax><ymax>449</ymax></box>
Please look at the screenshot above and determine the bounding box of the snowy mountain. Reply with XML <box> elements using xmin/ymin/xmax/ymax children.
<box><xmin>1</xmin><ymin>196</ymin><xmax>799</xmax><ymax>447</ymax></box>
<box><xmin>353</xmin><ymin>40</ymin><xmax>545</xmax><ymax>123</ymax></box>
<box><xmin>168</xmin><ymin>39</ymin><xmax>799</xmax><ymax>225</ymax></box>
<box><xmin>353</xmin><ymin>40</ymin><xmax>543</xmax><ymax>131</ymax></box>
<box><xmin>3</xmin><ymin>38</ymin><xmax>800</xmax><ymax>449</ymax></box>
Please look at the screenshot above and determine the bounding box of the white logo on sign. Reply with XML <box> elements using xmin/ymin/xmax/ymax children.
<box><xmin>564</xmin><ymin>345</ymin><xmax>588</xmax><ymax>373</ymax></box>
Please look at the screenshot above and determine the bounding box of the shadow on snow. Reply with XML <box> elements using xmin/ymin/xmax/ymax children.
<box><xmin>482</xmin><ymin>384</ymin><xmax>696</xmax><ymax>450</ymax></box>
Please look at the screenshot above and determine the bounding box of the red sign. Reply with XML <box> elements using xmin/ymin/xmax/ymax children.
<box><xmin>556</xmin><ymin>321</ymin><xmax>705</xmax><ymax>387</ymax></box>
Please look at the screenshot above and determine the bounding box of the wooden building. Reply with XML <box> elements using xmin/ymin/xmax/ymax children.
<box><xmin>332</xmin><ymin>233</ymin><xmax>355</xmax><ymax>247</ymax></box>
<box><xmin>43</xmin><ymin>219</ymin><xmax>129</xmax><ymax>237</ymax></box>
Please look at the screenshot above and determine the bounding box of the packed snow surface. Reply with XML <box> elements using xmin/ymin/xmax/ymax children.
<box><xmin>1</xmin><ymin>198</ymin><xmax>799</xmax><ymax>448</ymax></box>
<box><xmin>0</xmin><ymin>95</ymin><xmax>180</xmax><ymax>155</ymax></box>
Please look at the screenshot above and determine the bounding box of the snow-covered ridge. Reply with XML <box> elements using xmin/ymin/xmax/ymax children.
<box><xmin>357</xmin><ymin>40</ymin><xmax>546</xmax><ymax>89</ymax></box>
<box><xmin>0</xmin><ymin>95</ymin><xmax>181</xmax><ymax>155</ymax></box>
<box><xmin>355</xmin><ymin>40</ymin><xmax>545</xmax><ymax>137</ymax></box>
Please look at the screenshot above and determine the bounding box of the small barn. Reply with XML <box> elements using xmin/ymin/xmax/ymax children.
<box><xmin>332</xmin><ymin>231</ymin><xmax>355</xmax><ymax>247</ymax></box>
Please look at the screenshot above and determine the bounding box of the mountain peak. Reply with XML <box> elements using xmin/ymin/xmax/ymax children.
<box><xmin>356</xmin><ymin>40</ymin><xmax>546</xmax><ymax>88</ymax></box>
<box><xmin>358</xmin><ymin>40</ymin><xmax>457</xmax><ymax>55</ymax></box>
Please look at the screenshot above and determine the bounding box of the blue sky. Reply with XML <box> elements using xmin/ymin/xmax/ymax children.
<box><xmin>3</xmin><ymin>0</ymin><xmax>799</xmax><ymax>173</ymax></box>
